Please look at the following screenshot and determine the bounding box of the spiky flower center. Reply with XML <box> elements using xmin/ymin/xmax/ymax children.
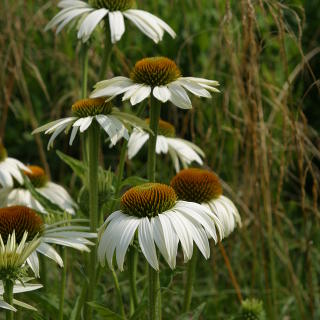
<box><xmin>171</xmin><ymin>168</ymin><xmax>223</xmax><ymax>203</ymax></box>
<box><xmin>120</xmin><ymin>183</ymin><xmax>177</xmax><ymax>218</ymax></box>
<box><xmin>71</xmin><ymin>98</ymin><xmax>113</xmax><ymax>117</ymax></box>
<box><xmin>0</xmin><ymin>143</ymin><xmax>7</xmax><ymax>162</ymax></box>
<box><xmin>23</xmin><ymin>165</ymin><xmax>48</xmax><ymax>188</ymax></box>
<box><xmin>130</xmin><ymin>57</ymin><xmax>181</xmax><ymax>87</ymax></box>
<box><xmin>145</xmin><ymin>118</ymin><xmax>175</xmax><ymax>137</ymax></box>
<box><xmin>93</xmin><ymin>0</ymin><xmax>133</xmax><ymax>11</ymax></box>
<box><xmin>0</xmin><ymin>206</ymin><xmax>43</xmax><ymax>243</ymax></box>
<box><xmin>239</xmin><ymin>299</ymin><xmax>265</xmax><ymax>320</ymax></box>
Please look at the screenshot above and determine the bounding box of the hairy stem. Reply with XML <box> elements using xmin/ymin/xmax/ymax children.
<box><xmin>128</xmin><ymin>247</ymin><xmax>139</xmax><ymax>315</ymax></box>
<box><xmin>147</xmin><ymin>98</ymin><xmax>161</xmax><ymax>319</ymax></box>
<box><xmin>85</xmin><ymin>123</ymin><xmax>100</xmax><ymax>320</ymax></box>
<box><xmin>99</xmin><ymin>27</ymin><xmax>113</xmax><ymax>80</ymax></box>
<box><xmin>111</xmin><ymin>268</ymin><xmax>127</xmax><ymax>319</ymax></box>
<box><xmin>4</xmin><ymin>280</ymin><xmax>14</xmax><ymax>320</ymax></box>
<box><xmin>81</xmin><ymin>44</ymin><xmax>89</xmax><ymax>99</ymax></box>
<box><xmin>59</xmin><ymin>249</ymin><xmax>67</xmax><ymax>320</ymax></box>
<box><xmin>182</xmin><ymin>247</ymin><xmax>198</xmax><ymax>312</ymax></box>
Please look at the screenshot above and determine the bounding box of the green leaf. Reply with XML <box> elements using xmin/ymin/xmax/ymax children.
<box><xmin>177</xmin><ymin>303</ymin><xmax>206</xmax><ymax>320</ymax></box>
<box><xmin>120</xmin><ymin>176</ymin><xmax>149</xmax><ymax>189</ymax></box>
<box><xmin>87</xmin><ymin>302</ymin><xmax>124</xmax><ymax>319</ymax></box>
<box><xmin>23</xmin><ymin>174</ymin><xmax>63</xmax><ymax>213</ymax></box>
<box><xmin>56</xmin><ymin>150</ymin><xmax>87</xmax><ymax>181</ymax></box>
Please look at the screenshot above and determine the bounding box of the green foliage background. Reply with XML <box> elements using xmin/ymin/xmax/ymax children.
<box><xmin>0</xmin><ymin>0</ymin><xmax>319</xmax><ymax>319</ymax></box>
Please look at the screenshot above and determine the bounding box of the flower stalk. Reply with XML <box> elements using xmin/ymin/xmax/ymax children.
<box><xmin>4</xmin><ymin>280</ymin><xmax>14</xmax><ymax>320</ymax></box>
<box><xmin>128</xmin><ymin>247</ymin><xmax>138</xmax><ymax>314</ymax></box>
<box><xmin>59</xmin><ymin>249</ymin><xmax>67</xmax><ymax>320</ymax></box>
<box><xmin>182</xmin><ymin>247</ymin><xmax>198</xmax><ymax>312</ymax></box>
<box><xmin>147</xmin><ymin>97</ymin><xmax>161</xmax><ymax>320</ymax></box>
<box><xmin>111</xmin><ymin>268</ymin><xmax>127</xmax><ymax>319</ymax></box>
<box><xmin>81</xmin><ymin>43</ymin><xmax>89</xmax><ymax>99</ymax></box>
<box><xmin>85</xmin><ymin>122</ymin><xmax>100</xmax><ymax>320</ymax></box>
<box><xmin>99</xmin><ymin>27</ymin><xmax>113</xmax><ymax>80</ymax></box>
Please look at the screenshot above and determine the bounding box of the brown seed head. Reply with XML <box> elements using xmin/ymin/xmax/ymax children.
<box><xmin>130</xmin><ymin>57</ymin><xmax>181</xmax><ymax>87</ymax></box>
<box><xmin>23</xmin><ymin>165</ymin><xmax>48</xmax><ymax>188</ymax></box>
<box><xmin>0</xmin><ymin>206</ymin><xmax>43</xmax><ymax>243</ymax></box>
<box><xmin>71</xmin><ymin>98</ymin><xmax>113</xmax><ymax>117</ymax></box>
<box><xmin>170</xmin><ymin>168</ymin><xmax>222</xmax><ymax>203</ymax></box>
<box><xmin>120</xmin><ymin>183</ymin><xmax>177</xmax><ymax>218</ymax></box>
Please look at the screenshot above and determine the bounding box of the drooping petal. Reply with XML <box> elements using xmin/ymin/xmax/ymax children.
<box><xmin>130</xmin><ymin>85</ymin><xmax>152</xmax><ymax>105</ymax></box>
<box><xmin>153</xmin><ymin>86</ymin><xmax>171</xmax><ymax>103</ymax></box>
<box><xmin>168</xmin><ymin>83</ymin><xmax>192</xmax><ymax>109</ymax></box>
<box><xmin>77</xmin><ymin>8</ymin><xmax>108</xmax><ymax>42</ymax></box>
<box><xmin>108</xmin><ymin>11</ymin><xmax>125</xmax><ymax>43</ymax></box>
<box><xmin>127</xmin><ymin>130</ymin><xmax>149</xmax><ymax>159</ymax></box>
<box><xmin>37</xmin><ymin>243</ymin><xmax>63</xmax><ymax>267</ymax></box>
<box><xmin>138</xmin><ymin>217</ymin><xmax>158</xmax><ymax>270</ymax></box>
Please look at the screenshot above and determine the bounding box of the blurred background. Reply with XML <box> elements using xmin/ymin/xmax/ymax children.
<box><xmin>0</xmin><ymin>0</ymin><xmax>319</xmax><ymax>319</ymax></box>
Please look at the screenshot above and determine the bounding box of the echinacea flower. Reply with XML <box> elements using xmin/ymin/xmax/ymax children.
<box><xmin>171</xmin><ymin>168</ymin><xmax>241</xmax><ymax>238</ymax></box>
<box><xmin>128</xmin><ymin>119</ymin><xmax>204</xmax><ymax>172</ymax></box>
<box><xmin>0</xmin><ymin>142</ymin><xmax>30</xmax><ymax>188</ymax></box>
<box><xmin>32</xmin><ymin>98</ymin><xmax>148</xmax><ymax>149</ymax></box>
<box><xmin>98</xmin><ymin>183</ymin><xmax>223</xmax><ymax>271</ymax></box>
<box><xmin>0</xmin><ymin>279</ymin><xmax>43</xmax><ymax>312</ymax></box>
<box><xmin>91</xmin><ymin>57</ymin><xmax>220</xmax><ymax>109</ymax></box>
<box><xmin>0</xmin><ymin>206</ymin><xmax>96</xmax><ymax>277</ymax></box>
<box><xmin>0</xmin><ymin>165</ymin><xmax>77</xmax><ymax>215</ymax></box>
<box><xmin>46</xmin><ymin>0</ymin><xmax>176</xmax><ymax>43</ymax></box>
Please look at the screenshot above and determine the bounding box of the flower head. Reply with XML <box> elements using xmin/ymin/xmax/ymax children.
<box><xmin>236</xmin><ymin>299</ymin><xmax>266</xmax><ymax>320</ymax></box>
<box><xmin>0</xmin><ymin>143</ymin><xmax>30</xmax><ymax>188</ymax></box>
<box><xmin>33</xmin><ymin>98</ymin><xmax>148</xmax><ymax>150</ymax></box>
<box><xmin>46</xmin><ymin>0</ymin><xmax>175</xmax><ymax>43</ymax></box>
<box><xmin>171</xmin><ymin>168</ymin><xmax>241</xmax><ymax>238</ymax></box>
<box><xmin>128</xmin><ymin>119</ymin><xmax>204</xmax><ymax>172</ymax></box>
<box><xmin>0</xmin><ymin>165</ymin><xmax>77</xmax><ymax>215</ymax></box>
<box><xmin>91</xmin><ymin>56</ymin><xmax>220</xmax><ymax>109</ymax></box>
<box><xmin>98</xmin><ymin>183</ymin><xmax>222</xmax><ymax>271</ymax></box>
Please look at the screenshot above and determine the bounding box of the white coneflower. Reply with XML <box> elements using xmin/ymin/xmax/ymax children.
<box><xmin>98</xmin><ymin>183</ymin><xmax>222</xmax><ymax>271</ymax></box>
<box><xmin>0</xmin><ymin>165</ymin><xmax>77</xmax><ymax>215</ymax></box>
<box><xmin>0</xmin><ymin>206</ymin><xmax>96</xmax><ymax>277</ymax></box>
<box><xmin>0</xmin><ymin>279</ymin><xmax>42</xmax><ymax>312</ymax></box>
<box><xmin>91</xmin><ymin>57</ymin><xmax>220</xmax><ymax>109</ymax></box>
<box><xmin>0</xmin><ymin>142</ymin><xmax>30</xmax><ymax>188</ymax></box>
<box><xmin>46</xmin><ymin>0</ymin><xmax>176</xmax><ymax>43</ymax></box>
<box><xmin>128</xmin><ymin>119</ymin><xmax>204</xmax><ymax>172</ymax></box>
<box><xmin>171</xmin><ymin>168</ymin><xmax>241</xmax><ymax>238</ymax></box>
<box><xmin>32</xmin><ymin>98</ymin><xmax>148</xmax><ymax>149</ymax></box>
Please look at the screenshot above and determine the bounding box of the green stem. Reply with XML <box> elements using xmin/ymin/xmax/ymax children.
<box><xmin>111</xmin><ymin>268</ymin><xmax>127</xmax><ymax>319</ymax></box>
<box><xmin>99</xmin><ymin>27</ymin><xmax>113</xmax><ymax>80</ymax></box>
<box><xmin>148</xmin><ymin>266</ymin><xmax>160</xmax><ymax>320</ymax></box>
<box><xmin>128</xmin><ymin>247</ymin><xmax>139</xmax><ymax>315</ymax></box>
<box><xmin>59</xmin><ymin>249</ymin><xmax>67</xmax><ymax>320</ymax></box>
<box><xmin>4</xmin><ymin>280</ymin><xmax>14</xmax><ymax>320</ymax></box>
<box><xmin>81</xmin><ymin>43</ymin><xmax>89</xmax><ymax>99</ymax></box>
<box><xmin>182</xmin><ymin>247</ymin><xmax>198</xmax><ymax>312</ymax></box>
<box><xmin>147</xmin><ymin>98</ymin><xmax>161</xmax><ymax>320</ymax></box>
<box><xmin>147</xmin><ymin>98</ymin><xmax>161</xmax><ymax>182</ymax></box>
<box><xmin>85</xmin><ymin>123</ymin><xmax>100</xmax><ymax>320</ymax></box>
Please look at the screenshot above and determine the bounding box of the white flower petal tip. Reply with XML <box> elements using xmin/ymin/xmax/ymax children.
<box><xmin>45</xmin><ymin>1</ymin><xmax>175</xmax><ymax>43</ymax></box>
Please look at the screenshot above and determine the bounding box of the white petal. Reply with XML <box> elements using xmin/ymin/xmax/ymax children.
<box><xmin>127</xmin><ymin>130</ymin><xmax>149</xmax><ymax>159</ymax></box>
<box><xmin>177</xmin><ymin>79</ymin><xmax>211</xmax><ymax>98</ymax></box>
<box><xmin>77</xmin><ymin>8</ymin><xmax>108</xmax><ymax>42</ymax></box>
<box><xmin>130</xmin><ymin>85</ymin><xmax>151</xmax><ymax>105</ymax></box>
<box><xmin>108</xmin><ymin>11</ymin><xmax>125</xmax><ymax>43</ymax></box>
<box><xmin>91</xmin><ymin>77</ymin><xmax>134</xmax><ymax>98</ymax></box>
<box><xmin>115</xmin><ymin>217</ymin><xmax>140</xmax><ymax>271</ymax></box>
<box><xmin>26</xmin><ymin>252</ymin><xmax>40</xmax><ymax>278</ymax></box>
<box><xmin>37</xmin><ymin>243</ymin><xmax>63</xmax><ymax>267</ymax></box>
<box><xmin>155</xmin><ymin>136</ymin><xmax>169</xmax><ymax>154</ymax></box>
<box><xmin>138</xmin><ymin>218</ymin><xmax>158</xmax><ymax>270</ymax></box>
<box><xmin>153</xmin><ymin>86</ymin><xmax>171</xmax><ymax>103</ymax></box>
<box><xmin>168</xmin><ymin>83</ymin><xmax>192</xmax><ymax>109</ymax></box>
